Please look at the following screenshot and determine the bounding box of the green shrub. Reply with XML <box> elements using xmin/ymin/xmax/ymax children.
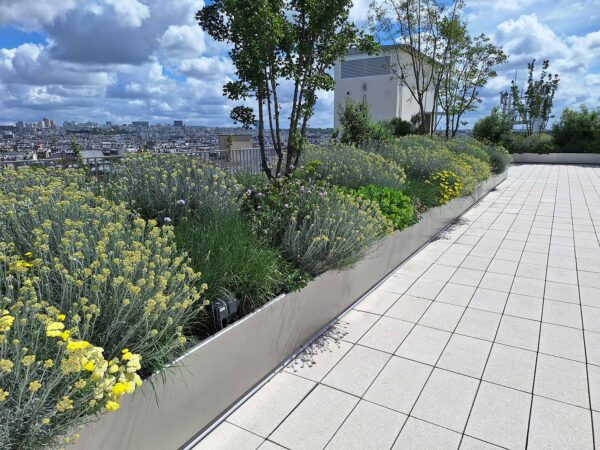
<box><xmin>299</xmin><ymin>144</ymin><xmax>406</xmax><ymax>190</ymax></box>
<box><xmin>485</xmin><ymin>145</ymin><xmax>512</xmax><ymax>173</ymax></box>
<box><xmin>513</xmin><ymin>133</ymin><xmax>556</xmax><ymax>154</ymax></box>
<box><xmin>552</xmin><ymin>106</ymin><xmax>600</xmax><ymax>153</ymax></box>
<box><xmin>446</xmin><ymin>138</ymin><xmax>491</xmax><ymax>164</ymax></box>
<box><xmin>104</xmin><ymin>153</ymin><xmax>240</xmax><ymax>224</ymax></box>
<box><xmin>174</xmin><ymin>212</ymin><xmax>307</xmax><ymax>315</ymax></box>
<box><xmin>473</xmin><ymin>108</ymin><xmax>514</xmax><ymax>143</ymax></box>
<box><xmin>404</xmin><ymin>178</ymin><xmax>441</xmax><ymax>210</ymax></box>
<box><xmin>337</xmin><ymin>98</ymin><xmax>393</xmax><ymax>146</ymax></box>
<box><xmin>241</xmin><ymin>178</ymin><xmax>392</xmax><ymax>276</ymax></box>
<box><xmin>380</xmin><ymin>117</ymin><xmax>414</xmax><ymax>137</ymax></box>
<box><xmin>341</xmin><ymin>185</ymin><xmax>415</xmax><ymax>230</ymax></box>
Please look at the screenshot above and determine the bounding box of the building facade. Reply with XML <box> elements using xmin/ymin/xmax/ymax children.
<box><xmin>333</xmin><ymin>45</ymin><xmax>436</xmax><ymax>130</ymax></box>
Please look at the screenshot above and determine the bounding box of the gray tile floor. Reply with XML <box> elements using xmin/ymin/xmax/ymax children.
<box><xmin>196</xmin><ymin>165</ymin><xmax>600</xmax><ymax>450</ymax></box>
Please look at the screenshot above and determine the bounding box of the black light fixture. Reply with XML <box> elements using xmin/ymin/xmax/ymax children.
<box><xmin>212</xmin><ymin>296</ymin><xmax>239</xmax><ymax>331</ymax></box>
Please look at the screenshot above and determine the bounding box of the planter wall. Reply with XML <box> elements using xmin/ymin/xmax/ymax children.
<box><xmin>73</xmin><ymin>171</ymin><xmax>508</xmax><ymax>450</ymax></box>
<box><xmin>512</xmin><ymin>152</ymin><xmax>600</xmax><ymax>164</ymax></box>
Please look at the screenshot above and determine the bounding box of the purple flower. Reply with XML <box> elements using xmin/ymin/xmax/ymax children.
<box><xmin>246</xmin><ymin>189</ymin><xmax>252</xmax><ymax>196</ymax></box>
<box><xmin>284</xmin><ymin>203</ymin><xmax>289</xmax><ymax>208</ymax></box>
<box><xmin>177</xmin><ymin>199</ymin><xmax>186</xmax><ymax>206</ymax></box>
<box><xmin>257</xmin><ymin>192</ymin><xmax>264</xmax><ymax>198</ymax></box>
<box><xmin>299</xmin><ymin>185</ymin><xmax>305</xmax><ymax>192</ymax></box>
<box><xmin>164</xmin><ymin>217</ymin><xmax>172</xmax><ymax>224</ymax></box>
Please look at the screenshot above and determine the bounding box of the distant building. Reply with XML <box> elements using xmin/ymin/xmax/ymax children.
<box><xmin>333</xmin><ymin>44</ymin><xmax>437</xmax><ymax>130</ymax></box>
<box><xmin>218</xmin><ymin>134</ymin><xmax>252</xmax><ymax>151</ymax></box>
<box><xmin>173</xmin><ymin>120</ymin><xmax>184</xmax><ymax>127</ymax></box>
<box><xmin>132</xmin><ymin>121</ymin><xmax>150</xmax><ymax>128</ymax></box>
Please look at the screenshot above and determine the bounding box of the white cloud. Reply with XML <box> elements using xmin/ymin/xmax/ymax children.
<box><xmin>0</xmin><ymin>0</ymin><xmax>80</xmax><ymax>29</ymax></box>
<box><xmin>104</xmin><ymin>0</ymin><xmax>150</xmax><ymax>28</ymax></box>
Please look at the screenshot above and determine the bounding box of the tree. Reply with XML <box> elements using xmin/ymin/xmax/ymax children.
<box><xmin>439</xmin><ymin>27</ymin><xmax>507</xmax><ymax>138</ymax></box>
<box><xmin>369</xmin><ymin>0</ymin><xmax>465</xmax><ymax>135</ymax></box>
<box><xmin>511</xmin><ymin>59</ymin><xmax>560</xmax><ymax>135</ymax></box>
<box><xmin>473</xmin><ymin>108</ymin><xmax>514</xmax><ymax>143</ymax></box>
<box><xmin>197</xmin><ymin>0</ymin><xmax>374</xmax><ymax>179</ymax></box>
<box><xmin>69</xmin><ymin>137</ymin><xmax>83</xmax><ymax>165</ymax></box>
<box><xmin>552</xmin><ymin>105</ymin><xmax>600</xmax><ymax>153</ymax></box>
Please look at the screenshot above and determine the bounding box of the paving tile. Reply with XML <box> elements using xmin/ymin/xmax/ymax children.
<box><xmin>455</xmin><ymin>308</ymin><xmax>501</xmax><ymax>341</ymax></box>
<box><xmin>579</xmin><ymin>271</ymin><xmax>600</xmax><ymax>289</ymax></box>
<box><xmin>594</xmin><ymin>411</ymin><xmax>600</xmax><ymax>448</ymax></box>
<box><xmin>418</xmin><ymin>302</ymin><xmax>465</xmax><ymax>332</ymax></box>
<box><xmin>495</xmin><ymin>315</ymin><xmax>540</xmax><ymax>351</ymax></box>
<box><xmin>412</xmin><ymin>368</ymin><xmax>479</xmax><ymax>432</ymax></box>
<box><xmin>459</xmin><ymin>436</ymin><xmax>503</xmax><ymax>449</ymax></box>
<box><xmin>542</xmin><ymin>299</ymin><xmax>583</xmax><ymax>328</ymax></box>
<box><xmin>364</xmin><ymin>356</ymin><xmax>432</xmax><ymax>413</ymax></box>
<box><xmin>435</xmin><ymin>283</ymin><xmax>476</xmax><ymax>307</ymax></box>
<box><xmin>196</xmin><ymin>422</ymin><xmax>263</xmax><ymax>450</ymax></box>
<box><xmin>404</xmin><ymin>277</ymin><xmax>447</xmax><ymax>300</ymax></box>
<box><xmin>326</xmin><ymin>400</ymin><xmax>406</xmax><ymax>450</ymax></box>
<box><xmin>582</xmin><ymin>306</ymin><xmax>600</xmax><ymax>333</ymax></box>
<box><xmin>581</xmin><ymin>286</ymin><xmax>600</xmax><ymax>308</ymax></box>
<box><xmin>539</xmin><ymin>322</ymin><xmax>586</xmax><ymax>362</ymax></box>
<box><xmin>494</xmin><ymin>248</ymin><xmax>522</xmax><ymax>262</ymax></box>
<box><xmin>379</xmin><ymin>274</ymin><xmax>418</xmax><ymax>294</ymax></box>
<box><xmin>228</xmin><ymin>372</ymin><xmax>315</xmax><ymax>437</ymax></box>
<box><xmin>450</xmin><ymin>268</ymin><xmax>485</xmax><ymax>287</ymax></box>
<box><xmin>436</xmin><ymin>252</ymin><xmax>468</xmax><ymax>267</ymax></box>
<box><xmin>511</xmin><ymin>276</ymin><xmax>545</xmax><ymax>298</ymax></box>
<box><xmin>534</xmin><ymin>353</ymin><xmax>589</xmax><ymax>408</ymax></box>
<box><xmin>585</xmin><ymin>331</ymin><xmax>600</xmax><ymax>366</ymax></box>
<box><xmin>358</xmin><ymin>316</ymin><xmax>413</xmax><ymax>354</ymax></box>
<box><xmin>258</xmin><ymin>441</ymin><xmax>286</xmax><ymax>450</ymax></box>
<box><xmin>460</xmin><ymin>255</ymin><xmax>492</xmax><ymax>270</ymax></box>
<box><xmin>354</xmin><ymin>290</ymin><xmax>400</xmax><ymax>315</ymax></box>
<box><xmin>520</xmin><ymin>251</ymin><xmax>548</xmax><ymax>266</ymax></box>
<box><xmin>588</xmin><ymin>363</ymin><xmax>600</xmax><ymax>412</ymax></box>
<box><xmin>504</xmin><ymin>293</ymin><xmax>543</xmax><ymax>320</ymax></box>
<box><xmin>285</xmin><ymin>336</ymin><xmax>353</xmax><ymax>382</ymax></box>
<box><xmin>479</xmin><ymin>273</ymin><xmax>514</xmax><ymax>293</ymax></box>
<box><xmin>395</xmin><ymin>325</ymin><xmax>451</xmax><ymax>365</ymax></box>
<box><xmin>544</xmin><ymin>280</ymin><xmax>580</xmax><ymax>304</ymax></box>
<box><xmin>337</xmin><ymin>310</ymin><xmax>379</xmax><ymax>343</ymax></box>
<box><xmin>483</xmin><ymin>343</ymin><xmax>536</xmax><ymax>392</ymax></box>
<box><xmin>547</xmin><ymin>267</ymin><xmax>579</xmax><ymax>285</ymax></box>
<box><xmin>270</xmin><ymin>385</ymin><xmax>358</xmax><ymax>450</ymax></box>
<box><xmin>395</xmin><ymin>260</ymin><xmax>431</xmax><ymax>277</ymax></box>
<box><xmin>487</xmin><ymin>259</ymin><xmax>518</xmax><ymax>276</ymax></box>
<box><xmin>516</xmin><ymin>262</ymin><xmax>547</xmax><ymax>280</ymax></box>
<box><xmin>437</xmin><ymin>334</ymin><xmax>492</xmax><ymax>378</ymax></box>
<box><xmin>501</xmin><ymin>239</ymin><xmax>526</xmax><ymax>251</ymax></box>
<box><xmin>385</xmin><ymin>295</ymin><xmax>432</xmax><ymax>323</ymax></box>
<box><xmin>465</xmin><ymin>382</ymin><xmax>531</xmax><ymax>449</ymax></box>
<box><xmin>422</xmin><ymin>263</ymin><xmax>458</xmax><ymax>282</ymax></box>
<box><xmin>468</xmin><ymin>288</ymin><xmax>508</xmax><ymax>314</ymax></box>
<box><xmin>322</xmin><ymin>345</ymin><xmax>390</xmax><ymax>396</ymax></box>
<box><xmin>528</xmin><ymin>395</ymin><xmax>594</xmax><ymax>450</ymax></box>
<box><xmin>392</xmin><ymin>417</ymin><xmax>461</xmax><ymax>450</ymax></box>
<box><xmin>548</xmin><ymin>254</ymin><xmax>577</xmax><ymax>269</ymax></box>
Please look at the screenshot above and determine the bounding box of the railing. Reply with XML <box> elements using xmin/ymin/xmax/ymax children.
<box><xmin>0</xmin><ymin>147</ymin><xmax>280</xmax><ymax>179</ymax></box>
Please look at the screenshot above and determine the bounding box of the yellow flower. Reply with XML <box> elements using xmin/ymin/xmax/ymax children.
<box><xmin>22</xmin><ymin>355</ymin><xmax>36</xmax><ymax>367</ymax></box>
<box><xmin>46</xmin><ymin>321</ymin><xmax>65</xmax><ymax>337</ymax></box>
<box><xmin>104</xmin><ymin>400</ymin><xmax>120</xmax><ymax>412</ymax></box>
<box><xmin>0</xmin><ymin>359</ymin><xmax>13</xmax><ymax>373</ymax></box>
<box><xmin>0</xmin><ymin>310</ymin><xmax>14</xmax><ymax>332</ymax></box>
<box><xmin>83</xmin><ymin>360</ymin><xmax>95</xmax><ymax>372</ymax></box>
<box><xmin>56</xmin><ymin>396</ymin><xmax>74</xmax><ymax>412</ymax></box>
<box><xmin>43</xmin><ymin>359</ymin><xmax>54</xmax><ymax>368</ymax></box>
<box><xmin>57</xmin><ymin>314</ymin><xmax>66</xmax><ymax>321</ymax></box>
<box><xmin>0</xmin><ymin>389</ymin><xmax>8</xmax><ymax>401</ymax></box>
<box><xmin>28</xmin><ymin>380</ymin><xmax>42</xmax><ymax>393</ymax></box>
<box><xmin>74</xmin><ymin>379</ymin><xmax>87</xmax><ymax>389</ymax></box>
<box><xmin>42</xmin><ymin>418</ymin><xmax>50</xmax><ymax>425</ymax></box>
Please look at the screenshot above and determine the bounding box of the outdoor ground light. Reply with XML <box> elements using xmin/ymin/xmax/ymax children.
<box><xmin>212</xmin><ymin>296</ymin><xmax>239</xmax><ymax>331</ymax></box>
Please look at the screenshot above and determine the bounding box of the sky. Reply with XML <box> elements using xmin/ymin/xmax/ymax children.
<box><xmin>0</xmin><ymin>0</ymin><xmax>599</xmax><ymax>128</ymax></box>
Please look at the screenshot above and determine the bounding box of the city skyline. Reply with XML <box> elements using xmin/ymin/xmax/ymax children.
<box><xmin>0</xmin><ymin>0</ymin><xmax>599</xmax><ymax>128</ymax></box>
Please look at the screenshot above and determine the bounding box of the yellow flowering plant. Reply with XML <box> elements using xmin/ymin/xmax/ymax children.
<box><xmin>0</xmin><ymin>257</ymin><xmax>142</xmax><ymax>449</ymax></box>
<box><xmin>0</xmin><ymin>171</ymin><xmax>204</xmax><ymax>378</ymax></box>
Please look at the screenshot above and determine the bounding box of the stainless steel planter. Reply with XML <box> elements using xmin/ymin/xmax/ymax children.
<box><xmin>512</xmin><ymin>153</ymin><xmax>600</xmax><ymax>164</ymax></box>
<box><xmin>72</xmin><ymin>171</ymin><xmax>507</xmax><ymax>450</ymax></box>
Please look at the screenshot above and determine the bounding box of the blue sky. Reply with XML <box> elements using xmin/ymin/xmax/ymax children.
<box><xmin>0</xmin><ymin>0</ymin><xmax>599</xmax><ymax>128</ymax></box>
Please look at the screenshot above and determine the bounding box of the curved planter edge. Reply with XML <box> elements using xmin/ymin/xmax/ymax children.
<box><xmin>512</xmin><ymin>152</ymin><xmax>600</xmax><ymax>164</ymax></box>
<box><xmin>72</xmin><ymin>170</ymin><xmax>508</xmax><ymax>450</ymax></box>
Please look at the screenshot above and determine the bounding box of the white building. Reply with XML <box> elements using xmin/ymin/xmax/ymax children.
<box><xmin>333</xmin><ymin>45</ymin><xmax>436</xmax><ymax>130</ymax></box>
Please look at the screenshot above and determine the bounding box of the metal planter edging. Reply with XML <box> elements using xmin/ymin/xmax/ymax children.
<box><xmin>511</xmin><ymin>153</ymin><xmax>600</xmax><ymax>165</ymax></box>
<box><xmin>72</xmin><ymin>171</ymin><xmax>507</xmax><ymax>450</ymax></box>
